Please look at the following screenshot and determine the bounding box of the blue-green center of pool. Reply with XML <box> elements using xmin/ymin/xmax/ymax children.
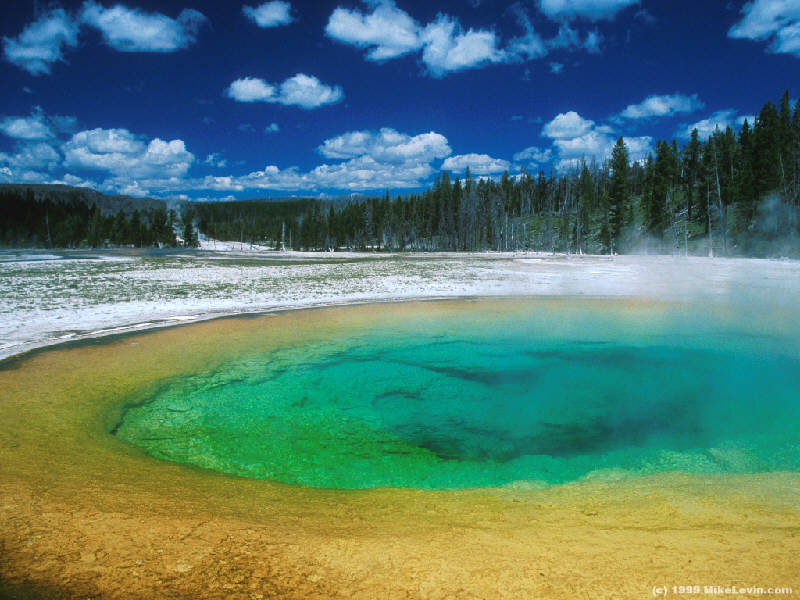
<box><xmin>114</xmin><ymin>302</ymin><xmax>800</xmax><ymax>489</ymax></box>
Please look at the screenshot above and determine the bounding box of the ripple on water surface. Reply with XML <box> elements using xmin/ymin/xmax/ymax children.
<box><xmin>113</xmin><ymin>301</ymin><xmax>800</xmax><ymax>489</ymax></box>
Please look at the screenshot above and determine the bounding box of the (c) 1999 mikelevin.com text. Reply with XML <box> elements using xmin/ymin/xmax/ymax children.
<box><xmin>652</xmin><ymin>585</ymin><xmax>793</xmax><ymax>596</ymax></box>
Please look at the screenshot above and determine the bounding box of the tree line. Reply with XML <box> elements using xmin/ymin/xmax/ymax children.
<box><xmin>2</xmin><ymin>91</ymin><xmax>799</xmax><ymax>256</ymax></box>
<box><xmin>0</xmin><ymin>187</ymin><xmax>180</xmax><ymax>248</ymax></box>
<box><xmin>192</xmin><ymin>199</ymin><xmax>317</xmax><ymax>248</ymax></box>
<box><xmin>195</xmin><ymin>91</ymin><xmax>799</xmax><ymax>257</ymax></box>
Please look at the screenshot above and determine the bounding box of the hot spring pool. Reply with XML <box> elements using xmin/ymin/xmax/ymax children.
<box><xmin>111</xmin><ymin>299</ymin><xmax>800</xmax><ymax>490</ymax></box>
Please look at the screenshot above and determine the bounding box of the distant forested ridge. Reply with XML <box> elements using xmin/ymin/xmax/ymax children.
<box><xmin>2</xmin><ymin>92</ymin><xmax>800</xmax><ymax>256</ymax></box>
<box><xmin>0</xmin><ymin>184</ymin><xmax>178</xmax><ymax>248</ymax></box>
<box><xmin>195</xmin><ymin>92</ymin><xmax>800</xmax><ymax>257</ymax></box>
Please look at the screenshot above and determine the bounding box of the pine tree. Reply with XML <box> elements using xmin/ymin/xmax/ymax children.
<box><xmin>683</xmin><ymin>128</ymin><xmax>701</xmax><ymax>223</ymax></box>
<box><xmin>88</xmin><ymin>206</ymin><xmax>103</xmax><ymax>248</ymax></box>
<box><xmin>753</xmin><ymin>101</ymin><xmax>781</xmax><ymax>198</ymax></box>
<box><xmin>732</xmin><ymin>120</ymin><xmax>756</xmax><ymax>248</ymax></box>
<box><xmin>647</xmin><ymin>141</ymin><xmax>671</xmax><ymax>246</ymax></box>
<box><xmin>182</xmin><ymin>206</ymin><xmax>198</xmax><ymax>248</ymax></box>
<box><xmin>609</xmin><ymin>137</ymin><xmax>630</xmax><ymax>253</ymax></box>
<box><xmin>438</xmin><ymin>171</ymin><xmax>451</xmax><ymax>247</ymax></box>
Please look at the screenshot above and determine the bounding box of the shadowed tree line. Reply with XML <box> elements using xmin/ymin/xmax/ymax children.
<box><xmin>0</xmin><ymin>187</ymin><xmax>180</xmax><ymax>248</ymax></box>
<box><xmin>193</xmin><ymin>199</ymin><xmax>318</xmax><ymax>249</ymax></box>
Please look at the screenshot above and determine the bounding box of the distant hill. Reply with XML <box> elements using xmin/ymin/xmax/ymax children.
<box><xmin>0</xmin><ymin>184</ymin><xmax>167</xmax><ymax>215</ymax></box>
<box><xmin>0</xmin><ymin>184</ymin><xmax>177</xmax><ymax>248</ymax></box>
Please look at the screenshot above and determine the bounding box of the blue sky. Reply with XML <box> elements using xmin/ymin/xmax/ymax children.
<box><xmin>1</xmin><ymin>0</ymin><xmax>799</xmax><ymax>200</ymax></box>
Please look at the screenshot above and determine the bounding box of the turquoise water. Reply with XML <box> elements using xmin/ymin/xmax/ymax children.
<box><xmin>114</xmin><ymin>301</ymin><xmax>800</xmax><ymax>489</ymax></box>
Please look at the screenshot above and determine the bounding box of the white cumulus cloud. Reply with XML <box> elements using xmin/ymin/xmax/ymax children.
<box><xmin>553</xmin><ymin>130</ymin><xmax>652</xmax><ymax>170</ymax></box>
<box><xmin>554</xmin><ymin>130</ymin><xmax>614</xmax><ymax>159</ymax></box>
<box><xmin>513</xmin><ymin>146</ymin><xmax>553</xmax><ymax>164</ymax></box>
<box><xmin>0</xmin><ymin>143</ymin><xmax>61</xmax><ymax>171</ymax></box>
<box><xmin>325</xmin><ymin>0</ymin><xmax>542</xmax><ymax>77</ymax></box>
<box><xmin>226</xmin><ymin>77</ymin><xmax>275</xmax><ymax>102</ymax></box>
<box><xmin>243</xmin><ymin>1</ymin><xmax>293</xmax><ymax>28</ymax></box>
<box><xmin>63</xmin><ymin>127</ymin><xmax>194</xmax><ymax>179</ymax></box>
<box><xmin>0</xmin><ymin>108</ymin><xmax>80</xmax><ymax>140</ymax></box>
<box><xmin>4</xmin><ymin>3</ymin><xmax>207</xmax><ymax>75</ymax></box>
<box><xmin>325</xmin><ymin>1</ymin><xmax>421</xmax><ymax>60</ymax></box>
<box><xmin>307</xmin><ymin>154</ymin><xmax>439</xmax><ymax>190</ymax></box>
<box><xmin>197</xmin><ymin>156</ymin><xmax>438</xmax><ymax>193</ymax></box>
<box><xmin>195</xmin><ymin>127</ymin><xmax>454</xmax><ymax>193</ymax></box>
<box><xmin>80</xmin><ymin>1</ymin><xmax>207</xmax><ymax>52</ymax></box>
<box><xmin>420</xmin><ymin>16</ymin><xmax>506</xmax><ymax>77</ymax></box>
<box><xmin>318</xmin><ymin>128</ymin><xmax>451</xmax><ymax>164</ymax></box>
<box><xmin>225</xmin><ymin>74</ymin><xmax>343</xmax><ymax>109</ymax></box>
<box><xmin>618</xmin><ymin>93</ymin><xmax>705</xmax><ymax>119</ymax></box>
<box><xmin>0</xmin><ymin>114</ymin><xmax>54</xmax><ymax>140</ymax></box>
<box><xmin>279</xmin><ymin>74</ymin><xmax>343</xmax><ymax>108</ymax></box>
<box><xmin>538</xmin><ymin>0</ymin><xmax>639</xmax><ymax>21</ymax></box>
<box><xmin>539</xmin><ymin>108</ymin><xmax>652</xmax><ymax>169</ymax></box>
<box><xmin>729</xmin><ymin>0</ymin><xmax>800</xmax><ymax>57</ymax></box>
<box><xmin>542</xmin><ymin>111</ymin><xmax>595</xmax><ymax>138</ymax></box>
<box><xmin>442</xmin><ymin>153</ymin><xmax>510</xmax><ymax>175</ymax></box>
<box><xmin>2</xmin><ymin>8</ymin><xmax>79</xmax><ymax>75</ymax></box>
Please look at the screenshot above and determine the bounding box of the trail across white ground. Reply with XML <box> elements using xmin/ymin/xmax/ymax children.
<box><xmin>1</xmin><ymin>249</ymin><xmax>799</xmax><ymax>360</ymax></box>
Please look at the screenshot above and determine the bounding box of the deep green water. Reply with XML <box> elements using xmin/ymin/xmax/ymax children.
<box><xmin>114</xmin><ymin>301</ymin><xmax>800</xmax><ymax>489</ymax></box>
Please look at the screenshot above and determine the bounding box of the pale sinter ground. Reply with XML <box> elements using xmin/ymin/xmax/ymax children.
<box><xmin>1</xmin><ymin>247</ymin><xmax>799</xmax><ymax>360</ymax></box>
